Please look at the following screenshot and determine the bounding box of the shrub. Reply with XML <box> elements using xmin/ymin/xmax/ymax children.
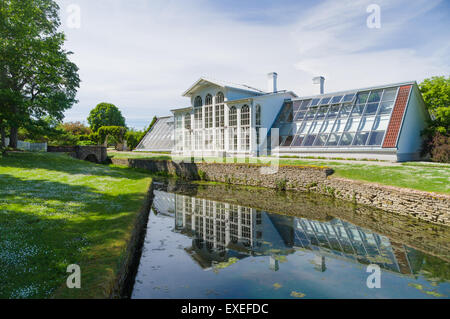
<box><xmin>423</xmin><ymin>132</ymin><xmax>450</xmax><ymax>163</ymax></box>
<box><xmin>198</xmin><ymin>170</ymin><xmax>207</xmax><ymax>181</ymax></box>
<box><xmin>275</xmin><ymin>179</ymin><xmax>288</xmax><ymax>192</ymax></box>
<box><xmin>126</xmin><ymin>131</ymin><xmax>144</xmax><ymax>151</ymax></box>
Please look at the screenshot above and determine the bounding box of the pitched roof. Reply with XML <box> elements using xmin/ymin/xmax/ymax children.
<box><xmin>182</xmin><ymin>77</ymin><xmax>266</xmax><ymax>97</ymax></box>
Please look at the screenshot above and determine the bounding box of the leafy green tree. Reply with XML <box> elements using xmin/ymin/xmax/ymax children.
<box><xmin>0</xmin><ymin>0</ymin><xmax>80</xmax><ymax>148</ymax></box>
<box><xmin>87</xmin><ymin>103</ymin><xmax>126</xmax><ymax>132</ymax></box>
<box><xmin>419</xmin><ymin>76</ymin><xmax>450</xmax><ymax>135</ymax></box>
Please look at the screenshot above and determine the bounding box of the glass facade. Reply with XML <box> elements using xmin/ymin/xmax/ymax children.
<box><xmin>274</xmin><ymin>87</ymin><xmax>399</xmax><ymax>148</ymax></box>
<box><xmin>136</xmin><ymin>117</ymin><xmax>174</xmax><ymax>151</ymax></box>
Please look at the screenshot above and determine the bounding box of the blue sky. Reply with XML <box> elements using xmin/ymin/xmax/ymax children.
<box><xmin>56</xmin><ymin>0</ymin><xmax>450</xmax><ymax>129</ymax></box>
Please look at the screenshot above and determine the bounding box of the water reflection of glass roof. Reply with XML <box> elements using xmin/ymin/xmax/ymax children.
<box><xmin>274</xmin><ymin>86</ymin><xmax>399</xmax><ymax>148</ymax></box>
<box><xmin>171</xmin><ymin>192</ymin><xmax>417</xmax><ymax>275</ymax></box>
<box><xmin>136</xmin><ymin>117</ymin><xmax>174</xmax><ymax>151</ymax></box>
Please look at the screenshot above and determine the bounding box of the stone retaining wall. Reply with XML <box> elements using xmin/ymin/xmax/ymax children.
<box><xmin>111</xmin><ymin>158</ymin><xmax>450</xmax><ymax>226</ymax></box>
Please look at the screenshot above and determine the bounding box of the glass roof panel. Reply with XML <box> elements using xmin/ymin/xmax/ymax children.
<box><xmin>356</xmin><ymin>92</ymin><xmax>369</xmax><ymax>104</ymax></box>
<box><xmin>382</xmin><ymin>88</ymin><xmax>398</xmax><ymax>101</ymax></box>
<box><xmin>343</xmin><ymin>93</ymin><xmax>356</xmax><ymax>102</ymax></box>
<box><xmin>368</xmin><ymin>90</ymin><xmax>382</xmax><ymax>103</ymax></box>
<box><xmin>136</xmin><ymin>117</ymin><xmax>174</xmax><ymax>151</ymax></box>
<box><xmin>276</xmin><ymin>87</ymin><xmax>399</xmax><ymax>149</ymax></box>
<box><xmin>310</xmin><ymin>98</ymin><xmax>321</xmax><ymax>107</ymax></box>
<box><xmin>331</xmin><ymin>95</ymin><xmax>344</xmax><ymax>104</ymax></box>
<box><xmin>319</xmin><ymin>97</ymin><xmax>332</xmax><ymax>105</ymax></box>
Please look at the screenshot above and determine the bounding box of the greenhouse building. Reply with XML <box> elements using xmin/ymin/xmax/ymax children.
<box><xmin>138</xmin><ymin>74</ymin><xmax>429</xmax><ymax>162</ymax></box>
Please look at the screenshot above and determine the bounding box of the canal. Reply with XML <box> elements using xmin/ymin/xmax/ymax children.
<box><xmin>131</xmin><ymin>180</ymin><xmax>450</xmax><ymax>299</ymax></box>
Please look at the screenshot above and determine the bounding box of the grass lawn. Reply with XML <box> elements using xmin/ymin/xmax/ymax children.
<box><xmin>0</xmin><ymin>152</ymin><xmax>152</xmax><ymax>298</ymax></box>
<box><xmin>109</xmin><ymin>151</ymin><xmax>450</xmax><ymax>194</ymax></box>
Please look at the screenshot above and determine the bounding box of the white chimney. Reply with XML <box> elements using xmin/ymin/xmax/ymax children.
<box><xmin>313</xmin><ymin>76</ymin><xmax>325</xmax><ymax>94</ymax></box>
<box><xmin>267</xmin><ymin>72</ymin><xmax>278</xmax><ymax>93</ymax></box>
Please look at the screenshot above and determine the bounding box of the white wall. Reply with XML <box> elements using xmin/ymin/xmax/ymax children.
<box><xmin>397</xmin><ymin>85</ymin><xmax>429</xmax><ymax>161</ymax></box>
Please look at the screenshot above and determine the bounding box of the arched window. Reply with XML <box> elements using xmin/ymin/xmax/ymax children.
<box><xmin>215</xmin><ymin>92</ymin><xmax>225</xmax><ymax>128</ymax></box>
<box><xmin>216</xmin><ymin>92</ymin><xmax>224</xmax><ymax>104</ymax></box>
<box><xmin>205</xmin><ymin>94</ymin><xmax>213</xmax><ymax>128</ymax></box>
<box><xmin>241</xmin><ymin>105</ymin><xmax>250</xmax><ymax>126</ymax></box>
<box><xmin>229</xmin><ymin>106</ymin><xmax>237</xmax><ymax>127</ymax></box>
<box><xmin>205</xmin><ymin>94</ymin><xmax>213</xmax><ymax>105</ymax></box>
<box><xmin>184</xmin><ymin>113</ymin><xmax>191</xmax><ymax>130</ymax></box>
<box><xmin>255</xmin><ymin>104</ymin><xmax>261</xmax><ymax>126</ymax></box>
<box><xmin>194</xmin><ymin>96</ymin><xmax>202</xmax><ymax>107</ymax></box>
<box><xmin>240</xmin><ymin>105</ymin><xmax>250</xmax><ymax>151</ymax></box>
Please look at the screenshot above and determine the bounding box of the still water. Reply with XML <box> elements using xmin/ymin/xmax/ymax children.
<box><xmin>132</xmin><ymin>181</ymin><xmax>450</xmax><ymax>299</ymax></box>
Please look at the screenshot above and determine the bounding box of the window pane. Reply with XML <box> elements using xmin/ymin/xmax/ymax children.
<box><xmin>297</xmin><ymin>121</ymin><xmax>312</xmax><ymax>134</ymax></box>
<box><xmin>339</xmin><ymin>104</ymin><xmax>353</xmax><ymax>117</ymax></box>
<box><xmin>343</xmin><ymin>93</ymin><xmax>356</xmax><ymax>102</ymax></box>
<box><xmin>291</xmin><ymin>135</ymin><xmax>304</xmax><ymax>147</ymax></box>
<box><xmin>278</xmin><ymin>103</ymin><xmax>292</xmax><ymax>123</ymax></box>
<box><xmin>300</xmin><ymin>100</ymin><xmax>311</xmax><ymax>110</ymax></box>
<box><xmin>373</xmin><ymin>115</ymin><xmax>390</xmax><ymax>131</ymax></box>
<box><xmin>311</xmin><ymin>121</ymin><xmax>323</xmax><ymax>134</ymax></box>
<box><xmin>365</xmin><ymin>102</ymin><xmax>379</xmax><ymax>115</ymax></box>
<box><xmin>339</xmin><ymin>132</ymin><xmax>355</xmax><ymax>146</ymax></box>
<box><xmin>368</xmin><ymin>131</ymin><xmax>385</xmax><ymax>146</ymax></box>
<box><xmin>314</xmin><ymin>133</ymin><xmax>329</xmax><ymax>146</ymax></box>
<box><xmin>327</xmin><ymin>105</ymin><xmax>340</xmax><ymax>118</ymax></box>
<box><xmin>281</xmin><ymin>135</ymin><xmax>294</xmax><ymax>146</ymax></box>
<box><xmin>311</xmin><ymin>98</ymin><xmax>321</xmax><ymax>106</ymax></box>
<box><xmin>305</xmin><ymin>109</ymin><xmax>317</xmax><ymax>120</ymax></box>
<box><xmin>356</xmin><ymin>92</ymin><xmax>369</xmax><ymax>104</ymax></box>
<box><xmin>320</xmin><ymin>97</ymin><xmax>332</xmax><ymax>105</ymax></box>
<box><xmin>382</xmin><ymin>88</ymin><xmax>397</xmax><ymax>101</ymax></box>
<box><xmin>368</xmin><ymin>90</ymin><xmax>382</xmax><ymax>103</ymax></box>
<box><xmin>321</xmin><ymin>119</ymin><xmax>334</xmax><ymax>133</ymax></box>
<box><xmin>294</xmin><ymin>111</ymin><xmax>306</xmax><ymax>121</ymax></box>
<box><xmin>331</xmin><ymin>95</ymin><xmax>344</xmax><ymax>103</ymax></box>
<box><xmin>345</xmin><ymin>117</ymin><xmax>361</xmax><ymax>132</ymax></box>
<box><xmin>359</xmin><ymin>116</ymin><xmax>375</xmax><ymax>131</ymax></box>
<box><xmin>332</xmin><ymin>118</ymin><xmax>346</xmax><ymax>132</ymax></box>
<box><xmin>351</xmin><ymin>104</ymin><xmax>365</xmax><ymax>117</ymax></box>
<box><xmin>326</xmin><ymin>133</ymin><xmax>341</xmax><ymax>146</ymax></box>
<box><xmin>316</xmin><ymin>106</ymin><xmax>328</xmax><ymax>119</ymax></box>
<box><xmin>379</xmin><ymin>101</ymin><xmax>394</xmax><ymax>114</ymax></box>
<box><xmin>303</xmin><ymin>134</ymin><xmax>317</xmax><ymax>146</ymax></box>
<box><xmin>293</xmin><ymin>100</ymin><xmax>302</xmax><ymax>113</ymax></box>
<box><xmin>353</xmin><ymin>132</ymin><xmax>369</xmax><ymax>146</ymax></box>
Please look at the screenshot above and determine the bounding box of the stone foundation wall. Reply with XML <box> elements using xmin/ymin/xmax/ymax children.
<box><xmin>111</xmin><ymin>158</ymin><xmax>450</xmax><ymax>226</ymax></box>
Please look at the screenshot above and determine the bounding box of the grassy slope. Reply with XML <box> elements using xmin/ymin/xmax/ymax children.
<box><xmin>0</xmin><ymin>152</ymin><xmax>152</xmax><ymax>299</ymax></box>
<box><xmin>109</xmin><ymin>151</ymin><xmax>450</xmax><ymax>194</ymax></box>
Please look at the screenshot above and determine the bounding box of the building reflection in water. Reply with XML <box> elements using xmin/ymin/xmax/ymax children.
<box><xmin>152</xmin><ymin>190</ymin><xmax>420</xmax><ymax>276</ymax></box>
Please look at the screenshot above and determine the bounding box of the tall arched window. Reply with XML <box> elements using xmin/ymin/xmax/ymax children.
<box><xmin>229</xmin><ymin>106</ymin><xmax>237</xmax><ymax>151</ymax></box>
<box><xmin>241</xmin><ymin>105</ymin><xmax>250</xmax><ymax>151</ymax></box>
<box><xmin>205</xmin><ymin>94</ymin><xmax>213</xmax><ymax>106</ymax></box>
<box><xmin>229</xmin><ymin>106</ymin><xmax>237</xmax><ymax>127</ymax></box>
<box><xmin>215</xmin><ymin>92</ymin><xmax>225</xmax><ymax>150</ymax></box>
<box><xmin>255</xmin><ymin>105</ymin><xmax>261</xmax><ymax>126</ymax></box>
<box><xmin>241</xmin><ymin>105</ymin><xmax>250</xmax><ymax>126</ymax></box>
<box><xmin>205</xmin><ymin>94</ymin><xmax>213</xmax><ymax>129</ymax></box>
<box><xmin>194</xmin><ymin>96</ymin><xmax>202</xmax><ymax>107</ymax></box>
<box><xmin>216</xmin><ymin>92</ymin><xmax>224</xmax><ymax>104</ymax></box>
<box><xmin>184</xmin><ymin>113</ymin><xmax>191</xmax><ymax>130</ymax></box>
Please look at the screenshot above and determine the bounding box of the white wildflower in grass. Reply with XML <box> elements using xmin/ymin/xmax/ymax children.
<box><xmin>10</xmin><ymin>284</ymin><xmax>40</xmax><ymax>299</ymax></box>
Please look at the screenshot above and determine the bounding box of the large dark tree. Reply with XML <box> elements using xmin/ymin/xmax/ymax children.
<box><xmin>0</xmin><ymin>0</ymin><xmax>80</xmax><ymax>148</ymax></box>
<box><xmin>87</xmin><ymin>103</ymin><xmax>126</xmax><ymax>132</ymax></box>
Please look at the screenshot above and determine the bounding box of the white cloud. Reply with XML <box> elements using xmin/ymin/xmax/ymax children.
<box><xmin>57</xmin><ymin>0</ymin><xmax>449</xmax><ymax>128</ymax></box>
